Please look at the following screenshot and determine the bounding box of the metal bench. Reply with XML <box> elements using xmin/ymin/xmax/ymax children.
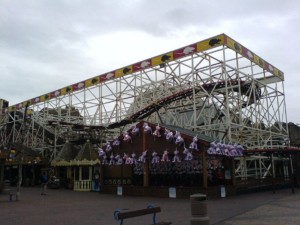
<box><xmin>113</xmin><ymin>205</ymin><xmax>172</xmax><ymax>225</ymax></box>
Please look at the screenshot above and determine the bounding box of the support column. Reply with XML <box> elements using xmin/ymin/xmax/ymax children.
<box><xmin>231</xmin><ymin>158</ymin><xmax>236</xmax><ymax>186</ymax></box>
<box><xmin>142</xmin><ymin>128</ymin><xmax>149</xmax><ymax>187</ymax></box>
<box><xmin>79</xmin><ymin>166</ymin><xmax>82</xmax><ymax>181</ymax></box>
<box><xmin>16</xmin><ymin>163</ymin><xmax>22</xmax><ymax>201</ymax></box>
<box><xmin>100</xmin><ymin>164</ymin><xmax>104</xmax><ymax>190</ymax></box>
<box><xmin>143</xmin><ymin>162</ymin><xmax>149</xmax><ymax>187</ymax></box>
<box><xmin>89</xmin><ymin>166</ymin><xmax>92</xmax><ymax>180</ymax></box>
<box><xmin>66</xmin><ymin>167</ymin><xmax>73</xmax><ymax>189</ymax></box>
<box><xmin>289</xmin><ymin>154</ymin><xmax>295</xmax><ymax>193</ymax></box>
<box><xmin>271</xmin><ymin>154</ymin><xmax>275</xmax><ymax>178</ymax></box>
<box><xmin>31</xmin><ymin>164</ymin><xmax>35</xmax><ymax>186</ymax></box>
<box><xmin>73</xmin><ymin>167</ymin><xmax>76</xmax><ymax>190</ymax></box>
<box><xmin>202</xmin><ymin>151</ymin><xmax>207</xmax><ymax>189</ymax></box>
<box><xmin>0</xmin><ymin>160</ymin><xmax>4</xmax><ymax>178</ymax></box>
<box><xmin>270</xmin><ymin>154</ymin><xmax>276</xmax><ymax>193</ymax></box>
<box><xmin>0</xmin><ymin>159</ymin><xmax>4</xmax><ymax>190</ymax></box>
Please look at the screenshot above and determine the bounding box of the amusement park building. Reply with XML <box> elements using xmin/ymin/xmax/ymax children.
<box><xmin>1</xmin><ymin>34</ymin><xmax>299</xmax><ymax>198</ymax></box>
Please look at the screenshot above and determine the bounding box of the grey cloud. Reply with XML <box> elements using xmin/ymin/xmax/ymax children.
<box><xmin>0</xmin><ymin>0</ymin><xmax>300</xmax><ymax>122</ymax></box>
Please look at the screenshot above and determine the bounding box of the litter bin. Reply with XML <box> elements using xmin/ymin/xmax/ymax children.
<box><xmin>190</xmin><ymin>193</ymin><xmax>210</xmax><ymax>225</ymax></box>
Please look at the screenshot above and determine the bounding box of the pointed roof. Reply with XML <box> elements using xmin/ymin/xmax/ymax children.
<box><xmin>71</xmin><ymin>141</ymin><xmax>100</xmax><ymax>165</ymax></box>
<box><xmin>51</xmin><ymin>142</ymin><xmax>79</xmax><ymax>166</ymax></box>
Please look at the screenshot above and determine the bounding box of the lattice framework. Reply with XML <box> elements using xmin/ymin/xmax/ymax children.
<box><xmin>0</xmin><ymin>34</ymin><xmax>288</xmax><ymax>159</ymax></box>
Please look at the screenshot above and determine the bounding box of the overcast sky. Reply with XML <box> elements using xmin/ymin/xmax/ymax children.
<box><xmin>0</xmin><ymin>0</ymin><xmax>299</xmax><ymax>123</ymax></box>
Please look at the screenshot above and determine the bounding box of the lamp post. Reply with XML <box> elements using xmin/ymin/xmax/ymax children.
<box><xmin>16</xmin><ymin>104</ymin><xmax>29</xmax><ymax>201</ymax></box>
<box><xmin>16</xmin><ymin>149</ymin><xmax>23</xmax><ymax>200</ymax></box>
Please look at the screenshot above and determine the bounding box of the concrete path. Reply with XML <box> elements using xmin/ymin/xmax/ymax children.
<box><xmin>0</xmin><ymin>187</ymin><xmax>299</xmax><ymax>225</ymax></box>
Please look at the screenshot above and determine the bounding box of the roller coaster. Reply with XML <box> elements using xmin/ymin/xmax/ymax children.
<box><xmin>0</xmin><ymin>34</ymin><xmax>288</xmax><ymax>161</ymax></box>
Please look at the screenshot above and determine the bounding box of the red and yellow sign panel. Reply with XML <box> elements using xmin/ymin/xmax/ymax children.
<box><xmin>224</xmin><ymin>34</ymin><xmax>284</xmax><ymax>80</ymax></box>
<box><xmin>151</xmin><ymin>52</ymin><xmax>174</xmax><ymax>67</ymax></box>
<box><xmin>133</xmin><ymin>59</ymin><xmax>152</xmax><ymax>72</ymax></box>
<box><xmin>173</xmin><ymin>44</ymin><xmax>197</xmax><ymax>60</ymax></box>
<box><xmin>197</xmin><ymin>34</ymin><xmax>224</xmax><ymax>52</ymax></box>
<box><xmin>85</xmin><ymin>76</ymin><xmax>100</xmax><ymax>88</ymax></box>
<box><xmin>61</xmin><ymin>86</ymin><xmax>73</xmax><ymax>95</ymax></box>
<box><xmin>100</xmin><ymin>72</ymin><xmax>115</xmax><ymax>82</ymax></box>
<box><xmin>115</xmin><ymin>66</ymin><xmax>133</xmax><ymax>78</ymax></box>
<box><xmin>72</xmin><ymin>82</ymin><xmax>85</xmax><ymax>91</ymax></box>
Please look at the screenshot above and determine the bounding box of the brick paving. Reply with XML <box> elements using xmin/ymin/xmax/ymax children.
<box><xmin>0</xmin><ymin>187</ymin><xmax>299</xmax><ymax>225</ymax></box>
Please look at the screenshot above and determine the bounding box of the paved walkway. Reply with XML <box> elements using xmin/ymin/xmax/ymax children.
<box><xmin>0</xmin><ymin>187</ymin><xmax>299</xmax><ymax>225</ymax></box>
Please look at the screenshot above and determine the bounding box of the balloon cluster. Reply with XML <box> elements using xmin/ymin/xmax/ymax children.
<box><xmin>97</xmin><ymin>122</ymin><xmax>202</xmax><ymax>165</ymax></box>
<box><xmin>207</xmin><ymin>141</ymin><xmax>244</xmax><ymax>157</ymax></box>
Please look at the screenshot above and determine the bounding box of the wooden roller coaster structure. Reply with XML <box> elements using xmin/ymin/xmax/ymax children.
<box><xmin>0</xmin><ymin>34</ymin><xmax>288</xmax><ymax>161</ymax></box>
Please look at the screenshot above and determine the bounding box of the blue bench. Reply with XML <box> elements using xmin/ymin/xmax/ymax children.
<box><xmin>114</xmin><ymin>205</ymin><xmax>172</xmax><ymax>225</ymax></box>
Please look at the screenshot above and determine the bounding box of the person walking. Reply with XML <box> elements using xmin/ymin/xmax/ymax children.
<box><xmin>40</xmin><ymin>172</ymin><xmax>48</xmax><ymax>195</ymax></box>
